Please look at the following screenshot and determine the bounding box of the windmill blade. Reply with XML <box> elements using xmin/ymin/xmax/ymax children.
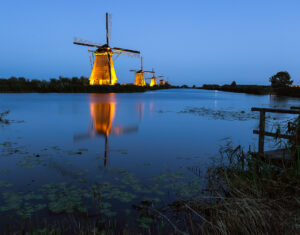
<box><xmin>129</xmin><ymin>69</ymin><xmax>138</xmax><ymax>72</ymax></box>
<box><xmin>106</xmin><ymin>13</ymin><xmax>112</xmax><ymax>46</ymax></box>
<box><xmin>143</xmin><ymin>71</ymin><xmax>155</xmax><ymax>75</ymax></box>
<box><xmin>112</xmin><ymin>47</ymin><xmax>140</xmax><ymax>57</ymax></box>
<box><xmin>74</xmin><ymin>37</ymin><xmax>102</xmax><ymax>48</ymax></box>
<box><xmin>113</xmin><ymin>47</ymin><xmax>140</xmax><ymax>54</ymax></box>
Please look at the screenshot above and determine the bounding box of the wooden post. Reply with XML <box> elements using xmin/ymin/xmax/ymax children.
<box><xmin>296</xmin><ymin>115</ymin><xmax>300</xmax><ymax>174</ymax></box>
<box><xmin>296</xmin><ymin>115</ymin><xmax>300</xmax><ymax>155</ymax></box>
<box><xmin>258</xmin><ymin>111</ymin><xmax>265</xmax><ymax>155</ymax></box>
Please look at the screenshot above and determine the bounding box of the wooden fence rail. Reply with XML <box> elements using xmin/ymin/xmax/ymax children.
<box><xmin>251</xmin><ymin>106</ymin><xmax>300</xmax><ymax>155</ymax></box>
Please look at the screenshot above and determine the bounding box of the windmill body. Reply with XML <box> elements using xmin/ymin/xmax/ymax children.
<box><xmin>159</xmin><ymin>79</ymin><xmax>165</xmax><ymax>86</ymax></box>
<box><xmin>74</xmin><ymin>13</ymin><xmax>140</xmax><ymax>85</ymax></box>
<box><xmin>134</xmin><ymin>72</ymin><xmax>146</xmax><ymax>86</ymax></box>
<box><xmin>146</xmin><ymin>69</ymin><xmax>163</xmax><ymax>87</ymax></box>
<box><xmin>150</xmin><ymin>77</ymin><xmax>157</xmax><ymax>86</ymax></box>
<box><xmin>130</xmin><ymin>57</ymin><xmax>153</xmax><ymax>86</ymax></box>
<box><xmin>90</xmin><ymin>49</ymin><xmax>118</xmax><ymax>85</ymax></box>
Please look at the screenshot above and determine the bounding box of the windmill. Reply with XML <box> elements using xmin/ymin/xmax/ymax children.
<box><xmin>130</xmin><ymin>57</ymin><xmax>154</xmax><ymax>86</ymax></box>
<box><xmin>74</xmin><ymin>13</ymin><xmax>140</xmax><ymax>85</ymax></box>
<box><xmin>74</xmin><ymin>94</ymin><xmax>138</xmax><ymax>166</ymax></box>
<box><xmin>146</xmin><ymin>69</ymin><xmax>164</xmax><ymax>87</ymax></box>
<box><xmin>159</xmin><ymin>79</ymin><xmax>166</xmax><ymax>86</ymax></box>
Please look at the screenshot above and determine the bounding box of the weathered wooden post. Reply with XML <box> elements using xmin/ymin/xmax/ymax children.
<box><xmin>296</xmin><ymin>114</ymin><xmax>300</xmax><ymax>174</ymax></box>
<box><xmin>258</xmin><ymin>110</ymin><xmax>265</xmax><ymax>155</ymax></box>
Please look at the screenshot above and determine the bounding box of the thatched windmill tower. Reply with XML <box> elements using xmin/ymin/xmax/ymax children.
<box><xmin>74</xmin><ymin>13</ymin><xmax>140</xmax><ymax>85</ymax></box>
<box><xmin>146</xmin><ymin>69</ymin><xmax>164</xmax><ymax>87</ymax></box>
<box><xmin>130</xmin><ymin>57</ymin><xmax>154</xmax><ymax>86</ymax></box>
<box><xmin>74</xmin><ymin>94</ymin><xmax>138</xmax><ymax>166</ymax></box>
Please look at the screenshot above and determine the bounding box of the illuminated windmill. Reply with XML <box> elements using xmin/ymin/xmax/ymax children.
<box><xmin>159</xmin><ymin>79</ymin><xmax>165</xmax><ymax>86</ymax></box>
<box><xmin>74</xmin><ymin>94</ymin><xmax>138</xmax><ymax>166</ymax></box>
<box><xmin>146</xmin><ymin>69</ymin><xmax>164</xmax><ymax>87</ymax></box>
<box><xmin>74</xmin><ymin>13</ymin><xmax>140</xmax><ymax>85</ymax></box>
<box><xmin>130</xmin><ymin>57</ymin><xmax>154</xmax><ymax>86</ymax></box>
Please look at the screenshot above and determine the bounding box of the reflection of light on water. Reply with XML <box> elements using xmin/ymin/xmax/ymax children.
<box><xmin>74</xmin><ymin>93</ymin><xmax>138</xmax><ymax>166</ymax></box>
<box><xmin>90</xmin><ymin>95</ymin><xmax>116</xmax><ymax>137</ymax></box>
<box><xmin>214</xmin><ymin>90</ymin><xmax>218</xmax><ymax>108</ymax></box>
<box><xmin>150</xmin><ymin>102</ymin><xmax>154</xmax><ymax>117</ymax></box>
<box><xmin>135</xmin><ymin>102</ymin><xmax>145</xmax><ymax>121</ymax></box>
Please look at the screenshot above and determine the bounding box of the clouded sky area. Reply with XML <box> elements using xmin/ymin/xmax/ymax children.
<box><xmin>0</xmin><ymin>0</ymin><xmax>299</xmax><ymax>85</ymax></box>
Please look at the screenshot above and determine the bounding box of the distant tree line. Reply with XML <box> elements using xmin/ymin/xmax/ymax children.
<box><xmin>200</xmin><ymin>71</ymin><xmax>300</xmax><ymax>97</ymax></box>
<box><xmin>269</xmin><ymin>71</ymin><xmax>293</xmax><ymax>88</ymax></box>
<box><xmin>0</xmin><ymin>76</ymin><xmax>89</xmax><ymax>92</ymax></box>
<box><xmin>0</xmin><ymin>76</ymin><xmax>174</xmax><ymax>93</ymax></box>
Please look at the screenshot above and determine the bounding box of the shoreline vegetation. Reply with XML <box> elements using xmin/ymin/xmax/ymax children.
<box><xmin>200</xmin><ymin>71</ymin><xmax>300</xmax><ymax>98</ymax></box>
<box><xmin>0</xmin><ymin>77</ymin><xmax>175</xmax><ymax>93</ymax></box>
<box><xmin>1</xmin><ymin>76</ymin><xmax>299</xmax><ymax>98</ymax></box>
<box><xmin>200</xmin><ymin>84</ymin><xmax>300</xmax><ymax>97</ymax></box>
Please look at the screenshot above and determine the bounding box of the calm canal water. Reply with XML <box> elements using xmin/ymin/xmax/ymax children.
<box><xmin>0</xmin><ymin>89</ymin><xmax>299</xmax><ymax>227</ymax></box>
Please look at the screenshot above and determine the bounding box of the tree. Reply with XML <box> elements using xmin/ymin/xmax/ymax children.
<box><xmin>231</xmin><ymin>81</ymin><xmax>237</xmax><ymax>87</ymax></box>
<box><xmin>269</xmin><ymin>71</ymin><xmax>293</xmax><ymax>88</ymax></box>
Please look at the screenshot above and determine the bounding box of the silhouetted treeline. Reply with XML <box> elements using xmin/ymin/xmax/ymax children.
<box><xmin>201</xmin><ymin>84</ymin><xmax>270</xmax><ymax>95</ymax></box>
<box><xmin>0</xmin><ymin>76</ymin><xmax>173</xmax><ymax>93</ymax></box>
<box><xmin>201</xmin><ymin>84</ymin><xmax>300</xmax><ymax>97</ymax></box>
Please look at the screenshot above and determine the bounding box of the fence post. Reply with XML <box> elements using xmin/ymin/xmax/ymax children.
<box><xmin>258</xmin><ymin>111</ymin><xmax>265</xmax><ymax>155</ymax></box>
<box><xmin>296</xmin><ymin>115</ymin><xmax>300</xmax><ymax>174</ymax></box>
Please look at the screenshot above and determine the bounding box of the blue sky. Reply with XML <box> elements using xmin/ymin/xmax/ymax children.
<box><xmin>0</xmin><ymin>0</ymin><xmax>299</xmax><ymax>85</ymax></box>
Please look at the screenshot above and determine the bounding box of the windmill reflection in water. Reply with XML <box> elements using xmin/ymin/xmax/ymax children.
<box><xmin>74</xmin><ymin>94</ymin><xmax>138</xmax><ymax>166</ymax></box>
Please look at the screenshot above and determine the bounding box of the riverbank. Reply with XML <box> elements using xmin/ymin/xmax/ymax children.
<box><xmin>200</xmin><ymin>84</ymin><xmax>300</xmax><ymax>97</ymax></box>
<box><xmin>0</xmin><ymin>77</ymin><xmax>175</xmax><ymax>93</ymax></box>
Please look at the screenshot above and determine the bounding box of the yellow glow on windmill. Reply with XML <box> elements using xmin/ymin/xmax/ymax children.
<box><xmin>134</xmin><ymin>72</ymin><xmax>146</xmax><ymax>86</ymax></box>
<box><xmin>130</xmin><ymin>57</ymin><xmax>154</xmax><ymax>86</ymax></box>
<box><xmin>146</xmin><ymin>69</ymin><xmax>164</xmax><ymax>87</ymax></box>
<box><xmin>74</xmin><ymin>13</ymin><xmax>140</xmax><ymax>85</ymax></box>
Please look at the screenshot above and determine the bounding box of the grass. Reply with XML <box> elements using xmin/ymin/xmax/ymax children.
<box><xmin>166</xmin><ymin>140</ymin><xmax>300</xmax><ymax>234</ymax></box>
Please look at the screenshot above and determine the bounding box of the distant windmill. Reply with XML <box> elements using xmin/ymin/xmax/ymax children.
<box><xmin>74</xmin><ymin>13</ymin><xmax>140</xmax><ymax>85</ymax></box>
<box><xmin>130</xmin><ymin>57</ymin><xmax>154</xmax><ymax>86</ymax></box>
<box><xmin>159</xmin><ymin>79</ymin><xmax>166</xmax><ymax>86</ymax></box>
<box><xmin>74</xmin><ymin>95</ymin><xmax>138</xmax><ymax>166</ymax></box>
<box><xmin>146</xmin><ymin>69</ymin><xmax>164</xmax><ymax>87</ymax></box>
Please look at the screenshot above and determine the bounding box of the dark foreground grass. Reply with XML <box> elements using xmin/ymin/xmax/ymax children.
<box><xmin>179</xmin><ymin>145</ymin><xmax>300</xmax><ymax>234</ymax></box>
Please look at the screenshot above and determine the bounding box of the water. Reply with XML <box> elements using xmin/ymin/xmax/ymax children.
<box><xmin>0</xmin><ymin>89</ymin><xmax>299</xmax><ymax>228</ymax></box>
